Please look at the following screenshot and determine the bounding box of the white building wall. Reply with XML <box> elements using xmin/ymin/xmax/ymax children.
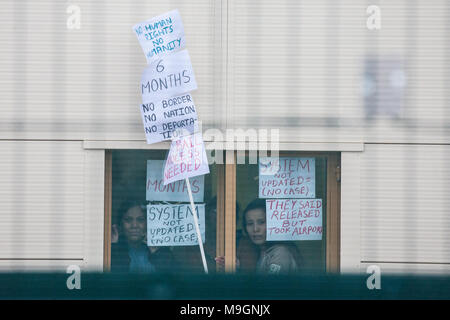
<box><xmin>0</xmin><ymin>141</ymin><xmax>103</xmax><ymax>271</ymax></box>
<box><xmin>227</xmin><ymin>0</ymin><xmax>450</xmax><ymax>144</ymax></box>
<box><xmin>0</xmin><ymin>1</ymin><xmax>449</xmax><ymax>274</ymax></box>
<box><xmin>0</xmin><ymin>0</ymin><xmax>222</xmax><ymax>140</ymax></box>
<box><xmin>342</xmin><ymin>146</ymin><xmax>450</xmax><ymax>275</ymax></box>
<box><xmin>359</xmin><ymin>144</ymin><xmax>450</xmax><ymax>274</ymax></box>
<box><xmin>341</xmin><ymin>151</ymin><xmax>362</xmax><ymax>274</ymax></box>
<box><xmin>1</xmin><ymin>1</ymin><xmax>448</xmax><ymax>144</ymax></box>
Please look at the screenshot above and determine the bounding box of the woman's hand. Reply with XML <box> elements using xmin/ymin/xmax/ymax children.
<box><xmin>215</xmin><ymin>256</ymin><xmax>225</xmax><ymax>272</ymax></box>
<box><xmin>215</xmin><ymin>256</ymin><xmax>240</xmax><ymax>272</ymax></box>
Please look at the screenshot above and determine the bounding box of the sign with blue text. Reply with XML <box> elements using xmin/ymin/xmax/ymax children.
<box><xmin>133</xmin><ymin>9</ymin><xmax>186</xmax><ymax>64</ymax></box>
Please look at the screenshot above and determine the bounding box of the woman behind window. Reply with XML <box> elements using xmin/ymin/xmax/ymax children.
<box><xmin>111</xmin><ymin>201</ymin><xmax>174</xmax><ymax>273</ymax></box>
<box><xmin>242</xmin><ymin>198</ymin><xmax>302</xmax><ymax>275</ymax></box>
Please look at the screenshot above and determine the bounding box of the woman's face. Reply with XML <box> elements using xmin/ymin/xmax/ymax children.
<box><xmin>245</xmin><ymin>208</ymin><xmax>266</xmax><ymax>246</ymax></box>
<box><xmin>121</xmin><ymin>206</ymin><xmax>146</xmax><ymax>244</ymax></box>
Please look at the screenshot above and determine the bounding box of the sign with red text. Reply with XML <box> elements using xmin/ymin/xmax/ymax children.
<box><xmin>146</xmin><ymin>160</ymin><xmax>204</xmax><ymax>202</ymax></box>
<box><xmin>140</xmin><ymin>93</ymin><xmax>199</xmax><ymax>144</ymax></box>
<box><xmin>259</xmin><ymin>157</ymin><xmax>315</xmax><ymax>198</ymax></box>
<box><xmin>266</xmin><ymin>199</ymin><xmax>322</xmax><ymax>241</ymax></box>
<box><xmin>163</xmin><ymin>132</ymin><xmax>209</xmax><ymax>185</ymax></box>
<box><xmin>141</xmin><ymin>49</ymin><xmax>197</xmax><ymax>102</ymax></box>
<box><xmin>147</xmin><ymin>203</ymin><xmax>205</xmax><ymax>246</ymax></box>
<box><xmin>133</xmin><ymin>9</ymin><xmax>186</xmax><ymax>64</ymax></box>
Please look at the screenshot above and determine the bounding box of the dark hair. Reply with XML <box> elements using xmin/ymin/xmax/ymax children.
<box><xmin>117</xmin><ymin>200</ymin><xmax>147</xmax><ymax>226</ymax></box>
<box><xmin>242</xmin><ymin>198</ymin><xmax>303</xmax><ymax>269</ymax></box>
<box><xmin>242</xmin><ymin>198</ymin><xmax>266</xmax><ymax>231</ymax></box>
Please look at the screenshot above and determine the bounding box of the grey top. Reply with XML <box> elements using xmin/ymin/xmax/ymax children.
<box><xmin>256</xmin><ymin>244</ymin><xmax>298</xmax><ymax>275</ymax></box>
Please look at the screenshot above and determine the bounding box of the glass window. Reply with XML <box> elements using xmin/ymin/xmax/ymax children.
<box><xmin>236</xmin><ymin>153</ymin><xmax>328</xmax><ymax>275</ymax></box>
<box><xmin>106</xmin><ymin>150</ymin><xmax>339</xmax><ymax>275</ymax></box>
<box><xmin>110</xmin><ymin>149</ymin><xmax>219</xmax><ymax>274</ymax></box>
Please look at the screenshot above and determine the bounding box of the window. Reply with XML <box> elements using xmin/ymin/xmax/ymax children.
<box><xmin>104</xmin><ymin>150</ymin><xmax>340</xmax><ymax>274</ymax></box>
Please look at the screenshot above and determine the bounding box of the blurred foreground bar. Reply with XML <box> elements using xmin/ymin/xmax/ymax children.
<box><xmin>0</xmin><ymin>273</ymin><xmax>449</xmax><ymax>300</ymax></box>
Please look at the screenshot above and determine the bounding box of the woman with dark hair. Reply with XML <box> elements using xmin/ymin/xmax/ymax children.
<box><xmin>241</xmin><ymin>198</ymin><xmax>302</xmax><ymax>275</ymax></box>
<box><xmin>111</xmin><ymin>200</ymin><xmax>174</xmax><ymax>273</ymax></box>
<box><xmin>216</xmin><ymin>198</ymin><xmax>302</xmax><ymax>274</ymax></box>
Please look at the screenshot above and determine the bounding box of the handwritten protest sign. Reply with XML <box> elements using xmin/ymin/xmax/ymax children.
<box><xmin>147</xmin><ymin>203</ymin><xmax>205</xmax><ymax>246</ymax></box>
<box><xmin>133</xmin><ymin>9</ymin><xmax>186</xmax><ymax>64</ymax></box>
<box><xmin>259</xmin><ymin>157</ymin><xmax>315</xmax><ymax>198</ymax></box>
<box><xmin>146</xmin><ymin>160</ymin><xmax>204</xmax><ymax>202</ymax></box>
<box><xmin>164</xmin><ymin>132</ymin><xmax>209</xmax><ymax>185</ymax></box>
<box><xmin>266</xmin><ymin>199</ymin><xmax>322</xmax><ymax>241</ymax></box>
<box><xmin>140</xmin><ymin>93</ymin><xmax>199</xmax><ymax>144</ymax></box>
<box><xmin>141</xmin><ymin>49</ymin><xmax>197</xmax><ymax>101</ymax></box>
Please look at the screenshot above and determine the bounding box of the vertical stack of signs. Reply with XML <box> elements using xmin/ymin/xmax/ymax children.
<box><xmin>133</xmin><ymin>10</ymin><xmax>210</xmax><ymax>273</ymax></box>
<box><xmin>259</xmin><ymin>157</ymin><xmax>323</xmax><ymax>241</ymax></box>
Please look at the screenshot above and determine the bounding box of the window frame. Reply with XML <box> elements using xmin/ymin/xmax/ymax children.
<box><xmin>103</xmin><ymin>150</ymin><xmax>340</xmax><ymax>273</ymax></box>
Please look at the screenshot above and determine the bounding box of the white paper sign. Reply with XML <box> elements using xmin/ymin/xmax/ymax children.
<box><xmin>259</xmin><ymin>157</ymin><xmax>315</xmax><ymax>198</ymax></box>
<box><xmin>140</xmin><ymin>93</ymin><xmax>199</xmax><ymax>144</ymax></box>
<box><xmin>146</xmin><ymin>160</ymin><xmax>204</xmax><ymax>202</ymax></box>
<box><xmin>141</xmin><ymin>49</ymin><xmax>197</xmax><ymax>101</ymax></box>
<box><xmin>133</xmin><ymin>9</ymin><xmax>186</xmax><ymax>64</ymax></box>
<box><xmin>147</xmin><ymin>203</ymin><xmax>205</xmax><ymax>246</ymax></box>
<box><xmin>164</xmin><ymin>132</ymin><xmax>210</xmax><ymax>185</ymax></box>
<box><xmin>266</xmin><ymin>199</ymin><xmax>323</xmax><ymax>241</ymax></box>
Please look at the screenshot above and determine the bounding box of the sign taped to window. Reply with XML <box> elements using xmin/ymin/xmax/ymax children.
<box><xmin>147</xmin><ymin>203</ymin><xmax>205</xmax><ymax>246</ymax></box>
<box><xmin>266</xmin><ymin>199</ymin><xmax>323</xmax><ymax>241</ymax></box>
<box><xmin>259</xmin><ymin>157</ymin><xmax>315</xmax><ymax>198</ymax></box>
<box><xmin>146</xmin><ymin>160</ymin><xmax>204</xmax><ymax>202</ymax></box>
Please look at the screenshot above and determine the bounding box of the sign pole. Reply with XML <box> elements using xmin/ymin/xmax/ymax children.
<box><xmin>185</xmin><ymin>177</ymin><xmax>209</xmax><ymax>274</ymax></box>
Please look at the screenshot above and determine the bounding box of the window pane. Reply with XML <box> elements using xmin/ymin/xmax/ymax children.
<box><xmin>236</xmin><ymin>154</ymin><xmax>327</xmax><ymax>274</ymax></box>
<box><xmin>111</xmin><ymin>150</ymin><xmax>218</xmax><ymax>274</ymax></box>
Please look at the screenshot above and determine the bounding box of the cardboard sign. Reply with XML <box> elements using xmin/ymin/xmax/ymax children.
<box><xmin>133</xmin><ymin>9</ymin><xmax>186</xmax><ymax>64</ymax></box>
<box><xmin>259</xmin><ymin>157</ymin><xmax>315</xmax><ymax>198</ymax></box>
<box><xmin>266</xmin><ymin>199</ymin><xmax>323</xmax><ymax>241</ymax></box>
<box><xmin>147</xmin><ymin>203</ymin><xmax>205</xmax><ymax>246</ymax></box>
<box><xmin>140</xmin><ymin>93</ymin><xmax>199</xmax><ymax>144</ymax></box>
<box><xmin>146</xmin><ymin>160</ymin><xmax>204</xmax><ymax>202</ymax></box>
<box><xmin>141</xmin><ymin>49</ymin><xmax>197</xmax><ymax>101</ymax></box>
<box><xmin>163</xmin><ymin>132</ymin><xmax>210</xmax><ymax>185</ymax></box>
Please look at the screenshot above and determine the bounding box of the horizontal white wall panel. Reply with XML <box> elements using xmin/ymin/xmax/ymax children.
<box><xmin>228</xmin><ymin>0</ymin><xmax>450</xmax><ymax>144</ymax></box>
<box><xmin>0</xmin><ymin>260</ymin><xmax>83</xmax><ymax>272</ymax></box>
<box><xmin>1</xmin><ymin>1</ymin><xmax>449</xmax><ymax>143</ymax></box>
<box><xmin>0</xmin><ymin>141</ymin><xmax>85</xmax><ymax>259</ymax></box>
<box><xmin>0</xmin><ymin>0</ymin><xmax>220</xmax><ymax>140</ymax></box>
<box><xmin>361</xmin><ymin>144</ymin><xmax>450</xmax><ymax>264</ymax></box>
